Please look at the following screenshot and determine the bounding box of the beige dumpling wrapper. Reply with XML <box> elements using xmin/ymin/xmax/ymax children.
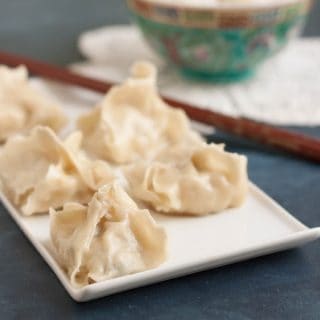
<box><xmin>0</xmin><ymin>126</ymin><xmax>113</xmax><ymax>215</ymax></box>
<box><xmin>77</xmin><ymin>61</ymin><xmax>202</xmax><ymax>164</ymax></box>
<box><xmin>125</xmin><ymin>143</ymin><xmax>248</xmax><ymax>215</ymax></box>
<box><xmin>50</xmin><ymin>183</ymin><xmax>167</xmax><ymax>288</ymax></box>
<box><xmin>0</xmin><ymin>65</ymin><xmax>66</xmax><ymax>142</ymax></box>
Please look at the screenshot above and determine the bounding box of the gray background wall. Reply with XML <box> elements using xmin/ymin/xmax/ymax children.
<box><xmin>0</xmin><ymin>0</ymin><xmax>319</xmax><ymax>65</ymax></box>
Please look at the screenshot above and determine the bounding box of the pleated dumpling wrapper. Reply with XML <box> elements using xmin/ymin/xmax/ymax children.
<box><xmin>0</xmin><ymin>65</ymin><xmax>66</xmax><ymax>142</ymax></box>
<box><xmin>50</xmin><ymin>183</ymin><xmax>167</xmax><ymax>287</ymax></box>
<box><xmin>125</xmin><ymin>143</ymin><xmax>248</xmax><ymax>215</ymax></box>
<box><xmin>77</xmin><ymin>61</ymin><xmax>202</xmax><ymax>164</ymax></box>
<box><xmin>0</xmin><ymin>126</ymin><xmax>113</xmax><ymax>215</ymax></box>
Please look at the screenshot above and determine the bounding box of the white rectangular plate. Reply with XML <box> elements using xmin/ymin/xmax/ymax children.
<box><xmin>1</xmin><ymin>79</ymin><xmax>319</xmax><ymax>302</ymax></box>
<box><xmin>2</xmin><ymin>184</ymin><xmax>320</xmax><ymax>302</ymax></box>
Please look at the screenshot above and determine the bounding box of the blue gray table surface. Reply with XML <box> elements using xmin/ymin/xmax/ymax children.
<box><xmin>0</xmin><ymin>1</ymin><xmax>320</xmax><ymax>319</ymax></box>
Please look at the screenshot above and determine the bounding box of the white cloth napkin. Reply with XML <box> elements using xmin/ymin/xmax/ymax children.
<box><xmin>73</xmin><ymin>25</ymin><xmax>320</xmax><ymax>126</ymax></box>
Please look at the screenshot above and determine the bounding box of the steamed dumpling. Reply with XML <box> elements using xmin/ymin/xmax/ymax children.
<box><xmin>50</xmin><ymin>183</ymin><xmax>167</xmax><ymax>287</ymax></box>
<box><xmin>125</xmin><ymin>143</ymin><xmax>248</xmax><ymax>215</ymax></box>
<box><xmin>62</xmin><ymin>131</ymin><xmax>114</xmax><ymax>190</ymax></box>
<box><xmin>0</xmin><ymin>65</ymin><xmax>67</xmax><ymax>142</ymax></box>
<box><xmin>77</xmin><ymin>61</ymin><xmax>202</xmax><ymax>164</ymax></box>
<box><xmin>0</xmin><ymin>126</ymin><xmax>113</xmax><ymax>215</ymax></box>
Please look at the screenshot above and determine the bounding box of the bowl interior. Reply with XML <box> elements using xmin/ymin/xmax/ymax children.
<box><xmin>133</xmin><ymin>0</ymin><xmax>305</xmax><ymax>10</ymax></box>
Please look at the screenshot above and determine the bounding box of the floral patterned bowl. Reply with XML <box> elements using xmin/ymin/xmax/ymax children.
<box><xmin>127</xmin><ymin>0</ymin><xmax>312</xmax><ymax>82</ymax></box>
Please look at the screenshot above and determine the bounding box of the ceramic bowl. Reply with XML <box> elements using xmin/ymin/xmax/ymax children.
<box><xmin>127</xmin><ymin>0</ymin><xmax>312</xmax><ymax>82</ymax></box>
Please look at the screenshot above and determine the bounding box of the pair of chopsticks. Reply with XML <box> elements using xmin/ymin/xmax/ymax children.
<box><xmin>0</xmin><ymin>50</ymin><xmax>319</xmax><ymax>163</ymax></box>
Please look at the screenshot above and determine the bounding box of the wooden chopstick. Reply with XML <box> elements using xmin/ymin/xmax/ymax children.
<box><xmin>0</xmin><ymin>50</ymin><xmax>319</xmax><ymax>163</ymax></box>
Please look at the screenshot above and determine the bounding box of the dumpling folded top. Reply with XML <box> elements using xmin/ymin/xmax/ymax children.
<box><xmin>77</xmin><ymin>61</ymin><xmax>202</xmax><ymax>164</ymax></box>
<box><xmin>0</xmin><ymin>126</ymin><xmax>113</xmax><ymax>215</ymax></box>
<box><xmin>125</xmin><ymin>143</ymin><xmax>248</xmax><ymax>215</ymax></box>
<box><xmin>50</xmin><ymin>182</ymin><xmax>167</xmax><ymax>287</ymax></box>
<box><xmin>0</xmin><ymin>65</ymin><xmax>66</xmax><ymax>142</ymax></box>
